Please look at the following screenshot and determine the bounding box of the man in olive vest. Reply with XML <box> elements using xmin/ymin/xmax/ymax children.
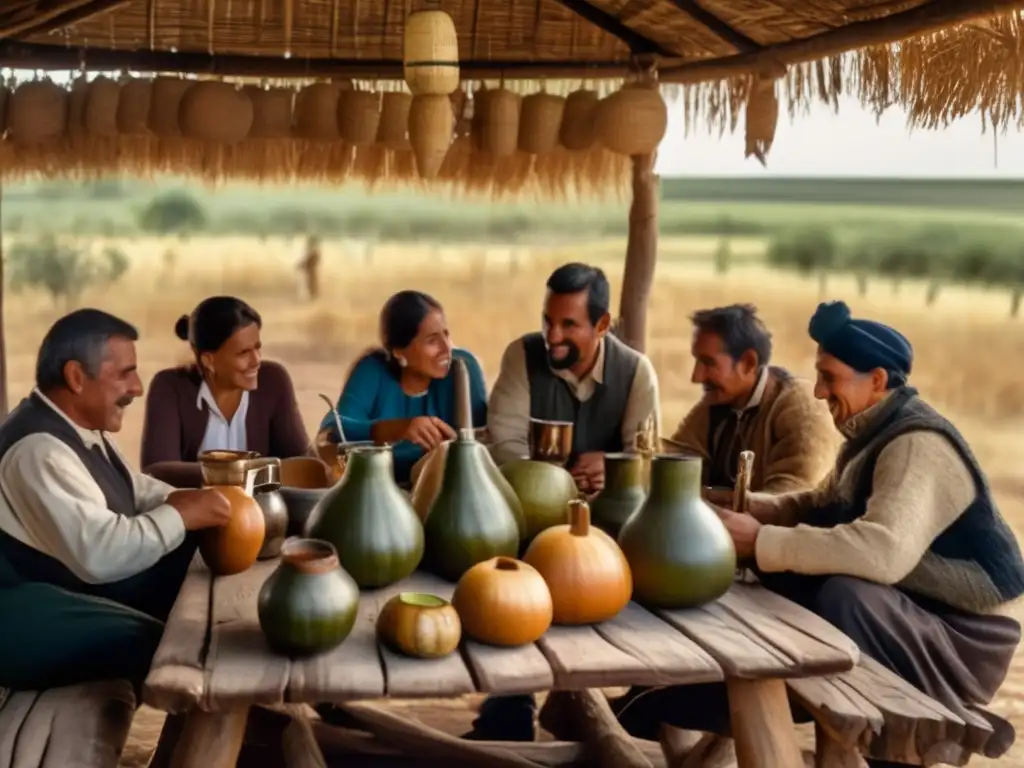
<box><xmin>469</xmin><ymin>262</ymin><xmax>660</xmax><ymax>741</ymax></box>
<box><xmin>487</xmin><ymin>261</ymin><xmax>661</xmax><ymax>494</ymax></box>
<box><xmin>0</xmin><ymin>309</ymin><xmax>231</xmax><ymax>693</ymax></box>
<box><xmin>615</xmin><ymin>301</ymin><xmax>1024</xmax><ymax>766</ymax></box>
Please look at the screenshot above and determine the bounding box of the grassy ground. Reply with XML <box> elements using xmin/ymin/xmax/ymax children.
<box><xmin>3</xmin><ymin>234</ymin><xmax>1022</xmax><ymax>766</ymax></box>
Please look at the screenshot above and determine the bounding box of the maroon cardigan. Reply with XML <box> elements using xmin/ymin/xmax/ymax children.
<box><xmin>140</xmin><ymin>360</ymin><xmax>312</xmax><ymax>488</ymax></box>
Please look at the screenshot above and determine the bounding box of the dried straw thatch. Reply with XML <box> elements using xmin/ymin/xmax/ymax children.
<box><xmin>0</xmin><ymin>0</ymin><xmax>1020</xmax><ymax>191</ymax></box>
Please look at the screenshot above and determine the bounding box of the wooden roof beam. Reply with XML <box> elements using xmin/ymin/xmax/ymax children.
<box><xmin>0</xmin><ymin>0</ymin><xmax>132</xmax><ymax>40</ymax></box>
<box><xmin>667</xmin><ymin>0</ymin><xmax>761</xmax><ymax>52</ymax></box>
<box><xmin>549</xmin><ymin>0</ymin><xmax>679</xmax><ymax>56</ymax></box>
<box><xmin>0</xmin><ymin>42</ymin><xmax>636</xmax><ymax>78</ymax></box>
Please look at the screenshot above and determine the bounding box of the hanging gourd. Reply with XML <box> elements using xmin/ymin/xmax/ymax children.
<box><xmin>376</xmin><ymin>91</ymin><xmax>413</xmax><ymax>148</ymax></box>
<box><xmin>407</xmin><ymin>94</ymin><xmax>453</xmax><ymax>179</ymax></box>
<box><xmin>179</xmin><ymin>81</ymin><xmax>254</xmax><ymax>143</ymax></box>
<box><xmin>594</xmin><ymin>81</ymin><xmax>667</xmax><ymax>156</ymax></box>
<box><xmin>478</xmin><ymin>87</ymin><xmax>521</xmax><ymax>157</ymax></box>
<box><xmin>618</xmin><ymin>455</ymin><xmax>736</xmax><ymax>608</ymax></box>
<box><xmin>376</xmin><ymin>592</ymin><xmax>462</xmax><ymax>659</ymax></box>
<box><xmin>452</xmin><ymin>557</ymin><xmax>553</xmax><ymax>646</ymax></box>
<box><xmin>305</xmin><ymin>445</ymin><xmax>425</xmax><ymax>589</ymax></box>
<box><xmin>245</xmin><ymin>85</ymin><xmax>295</xmax><ymax>139</ymax></box>
<box><xmin>589</xmin><ymin>452</ymin><xmax>647</xmax><ymax>538</ymax></box>
<box><xmin>422</xmin><ymin>358</ymin><xmax>520</xmax><ymax>581</ymax></box>
<box><xmin>83</xmin><ymin>75</ymin><xmax>121</xmax><ymax>137</ymax></box>
<box><xmin>338</xmin><ymin>88</ymin><xmax>382</xmax><ymax>146</ymax></box>
<box><xmin>116</xmin><ymin>76</ymin><xmax>153</xmax><ymax>135</ymax></box>
<box><xmin>403</xmin><ymin>10</ymin><xmax>460</xmax><ymax>96</ymax></box>
<box><xmin>523</xmin><ymin>499</ymin><xmax>632</xmax><ymax>625</ymax></box>
<box><xmin>147</xmin><ymin>76</ymin><xmax>192</xmax><ymax>138</ymax></box>
<box><xmin>499</xmin><ymin>459</ymin><xmax>578</xmax><ymax>542</ymax></box>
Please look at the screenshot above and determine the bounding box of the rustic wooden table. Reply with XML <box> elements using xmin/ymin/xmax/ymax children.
<box><xmin>143</xmin><ymin>553</ymin><xmax>860</xmax><ymax>768</ymax></box>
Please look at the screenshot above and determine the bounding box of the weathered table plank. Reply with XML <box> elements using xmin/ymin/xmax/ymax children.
<box><xmin>538</xmin><ymin>624</ymin><xmax>653</xmax><ymax>689</ymax></box>
<box><xmin>143</xmin><ymin>552</ymin><xmax>212</xmax><ymax>712</ymax></box>
<box><xmin>593</xmin><ymin>601</ymin><xmax>723</xmax><ymax>686</ymax></box>
<box><xmin>659</xmin><ymin>583</ymin><xmax>858</xmax><ymax>679</ymax></box>
<box><xmin>206</xmin><ymin>559</ymin><xmax>290</xmax><ymax>710</ymax></box>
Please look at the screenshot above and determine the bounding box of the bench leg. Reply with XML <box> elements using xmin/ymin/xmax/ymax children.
<box><xmin>815</xmin><ymin>723</ymin><xmax>868</xmax><ymax>768</ymax></box>
<box><xmin>726</xmin><ymin>679</ymin><xmax>803</xmax><ymax>768</ymax></box>
<box><xmin>169</xmin><ymin>706</ymin><xmax>249</xmax><ymax>768</ymax></box>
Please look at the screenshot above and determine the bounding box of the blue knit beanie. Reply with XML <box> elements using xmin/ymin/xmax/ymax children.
<box><xmin>808</xmin><ymin>301</ymin><xmax>912</xmax><ymax>384</ymax></box>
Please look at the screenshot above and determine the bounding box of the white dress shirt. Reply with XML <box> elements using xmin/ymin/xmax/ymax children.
<box><xmin>197</xmin><ymin>380</ymin><xmax>250</xmax><ymax>453</ymax></box>
<box><xmin>0</xmin><ymin>389</ymin><xmax>184</xmax><ymax>585</ymax></box>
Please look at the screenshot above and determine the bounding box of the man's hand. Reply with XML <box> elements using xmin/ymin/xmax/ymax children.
<box><xmin>570</xmin><ymin>452</ymin><xmax>606</xmax><ymax>495</ymax></box>
<box><xmin>703</xmin><ymin>486</ymin><xmax>734</xmax><ymax>509</ymax></box>
<box><xmin>167</xmin><ymin>489</ymin><xmax>233</xmax><ymax>531</ymax></box>
<box><xmin>711</xmin><ymin>504</ymin><xmax>762</xmax><ymax>559</ymax></box>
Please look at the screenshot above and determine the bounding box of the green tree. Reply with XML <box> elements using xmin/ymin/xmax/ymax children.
<box><xmin>7</xmin><ymin>235</ymin><xmax>129</xmax><ymax>309</ymax></box>
<box><xmin>137</xmin><ymin>191</ymin><xmax>207</xmax><ymax>235</ymax></box>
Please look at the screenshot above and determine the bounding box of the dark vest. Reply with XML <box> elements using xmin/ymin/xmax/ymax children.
<box><xmin>522</xmin><ymin>332</ymin><xmax>640</xmax><ymax>462</ymax></box>
<box><xmin>0</xmin><ymin>393</ymin><xmax>137</xmax><ymax>592</ymax></box>
<box><xmin>813</xmin><ymin>386</ymin><xmax>1024</xmax><ymax>610</ymax></box>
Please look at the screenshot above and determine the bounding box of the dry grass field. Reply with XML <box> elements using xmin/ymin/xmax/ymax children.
<box><xmin>6</xmin><ymin>234</ymin><xmax>1023</xmax><ymax>766</ymax></box>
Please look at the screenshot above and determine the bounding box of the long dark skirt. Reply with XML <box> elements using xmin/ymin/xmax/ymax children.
<box><xmin>614</xmin><ymin>572</ymin><xmax>1021</xmax><ymax>766</ymax></box>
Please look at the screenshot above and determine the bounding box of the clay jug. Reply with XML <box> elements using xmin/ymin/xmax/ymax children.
<box><xmin>589</xmin><ymin>452</ymin><xmax>647</xmax><ymax>538</ymax></box>
<box><xmin>617</xmin><ymin>455</ymin><xmax>736</xmax><ymax>608</ymax></box>
<box><xmin>422</xmin><ymin>358</ymin><xmax>521</xmax><ymax>581</ymax></box>
<box><xmin>257</xmin><ymin>538</ymin><xmax>360</xmax><ymax>657</ymax></box>
<box><xmin>198</xmin><ymin>450</ymin><xmax>276</xmax><ymax>575</ymax></box>
<box><xmin>305</xmin><ymin>444</ymin><xmax>424</xmax><ymax>589</ymax></box>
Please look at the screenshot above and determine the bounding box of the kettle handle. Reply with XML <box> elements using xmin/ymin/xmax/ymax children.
<box><xmin>244</xmin><ymin>457</ymin><xmax>282</xmax><ymax>494</ymax></box>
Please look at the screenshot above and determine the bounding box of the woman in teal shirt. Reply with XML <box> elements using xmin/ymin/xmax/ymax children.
<box><xmin>318</xmin><ymin>290</ymin><xmax>488</xmax><ymax>485</ymax></box>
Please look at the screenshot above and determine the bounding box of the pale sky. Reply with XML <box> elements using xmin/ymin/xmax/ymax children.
<box><xmin>656</xmin><ymin>95</ymin><xmax>1024</xmax><ymax>178</ymax></box>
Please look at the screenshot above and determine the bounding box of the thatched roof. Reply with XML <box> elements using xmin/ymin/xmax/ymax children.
<box><xmin>0</xmin><ymin>0</ymin><xmax>1020</xmax><ymax>193</ymax></box>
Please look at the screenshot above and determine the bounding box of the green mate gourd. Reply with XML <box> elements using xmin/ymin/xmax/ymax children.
<box><xmin>422</xmin><ymin>358</ymin><xmax>520</xmax><ymax>582</ymax></box>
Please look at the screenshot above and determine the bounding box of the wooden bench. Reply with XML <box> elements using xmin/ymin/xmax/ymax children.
<box><xmin>0</xmin><ymin>680</ymin><xmax>136</xmax><ymax>768</ymax></box>
<box><xmin>788</xmin><ymin>656</ymin><xmax>1015</xmax><ymax>767</ymax></box>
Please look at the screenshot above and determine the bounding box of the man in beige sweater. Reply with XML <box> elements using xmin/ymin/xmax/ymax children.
<box><xmin>617</xmin><ymin>301</ymin><xmax>1024</xmax><ymax>766</ymax></box>
<box><xmin>664</xmin><ymin>303</ymin><xmax>837</xmax><ymax>493</ymax></box>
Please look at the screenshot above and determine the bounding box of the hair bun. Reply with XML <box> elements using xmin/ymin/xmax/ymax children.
<box><xmin>808</xmin><ymin>300</ymin><xmax>851</xmax><ymax>345</ymax></box>
<box><xmin>174</xmin><ymin>314</ymin><xmax>190</xmax><ymax>342</ymax></box>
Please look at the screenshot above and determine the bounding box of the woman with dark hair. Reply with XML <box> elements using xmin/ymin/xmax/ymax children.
<box><xmin>141</xmin><ymin>296</ymin><xmax>311</xmax><ymax>487</ymax></box>
<box><xmin>317</xmin><ymin>290</ymin><xmax>487</xmax><ymax>486</ymax></box>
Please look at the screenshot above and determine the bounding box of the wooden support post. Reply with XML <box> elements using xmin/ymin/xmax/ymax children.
<box><xmin>814</xmin><ymin>723</ymin><xmax>868</xmax><ymax>768</ymax></box>
<box><xmin>617</xmin><ymin>151</ymin><xmax>659</xmax><ymax>354</ymax></box>
<box><xmin>539</xmin><ymin>689</ymin><xmax>654</xmax><ymax>768</ymax></box>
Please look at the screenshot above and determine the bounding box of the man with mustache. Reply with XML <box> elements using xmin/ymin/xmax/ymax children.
<box><xmin>487</xmin><ymin>261</ymin><xmax>660</xmax><ymax>495</ymax></box>
<box><xmin>616</xmin><ymin>301</ymin><xmax>1024</xmax><ymax>767</ymax></box>
<box><xmin>664</xmin><ymin>303</ymin><xmax>837</xmax><ymax>493</ymax></box>
<box><xmin>0</xmin><ymin>309</ymin><xmax>232</xmax><ymax>693</ymax></box>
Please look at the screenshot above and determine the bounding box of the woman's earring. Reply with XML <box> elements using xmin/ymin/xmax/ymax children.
<box><xmin>397</xmin><ymin>356</ymin><xmax>407</xmax><ymax>368</ymax></box>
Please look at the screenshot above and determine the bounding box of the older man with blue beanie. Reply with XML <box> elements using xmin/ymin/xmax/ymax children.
<box><xmin>616</xmin><ymin>301</ymin><xmax>1024</xmax><ymax>766</ymax></box>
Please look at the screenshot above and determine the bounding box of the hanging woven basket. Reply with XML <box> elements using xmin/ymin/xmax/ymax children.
<box><xmin>594</xmin><ymin>83</ymin><xmax>667</xmax><ymax>156</ymax></box>
<box><xmin>83</xmin><ymin>76</ymin><xmax>121</xmax><ymax>137</ymax></box>
<box><xmin>246</xmin><ymin>86</ymin><xmax>295</xmax><ymax>139</ymax></box>
<box><xmin>559</xmin><ymin>89</ymin><xmax>599</xmax><ymax>151</ymax></box>
<box><xmin>376</xmin><ymin>91</ymin><xmax>413</xmax><ymax>148</ymax></box>
<box><xmin>148</xmin><ymin>77</ymin><xmax>192</xmax><ymax>137</ymax></box>
<box><xmin>294</xmin><ymin>82</ymin><xmax>343</xmax><ymax>140</ymax></box>
<box><xmin>518</xmin><ymin>92</ymin><xmax>565</xmax><ymax>154</ymax></box>
<box><xmin>7</xmin><ymin>79</ymin><xmax>67</xmax><ymax>146</ymax></box>
<box><xmin>479</xmin><ymin>88</ymin><xmax>521</xmax><ymax>157</ymax></box>
<box><xmin>338</xmin><ymin>89</ymin><xmax>382</xmax><ymax>146</ymax></box>
<box><xmin>403</xmin><ymin>10</ymin><xmax>460</xmax><ymax>96</ymax></box>
<box><xmin>408</xmin><ymin>93</ymin><xmax>453</xmax><ymax>178</ymax></box>
<box><xmin>744</xmin><ymin>75</ymin><xmax>780</xmax><ymax>166</ymax></box>
<box><xmin>117</xmin><ymin>77</ymin><xmax>154</xmax><ymax>135</ymax></box>
<box><xmin>179</xmin><ymin>81</ymin><xmax>254</xmax><ymax>142</ymax></box>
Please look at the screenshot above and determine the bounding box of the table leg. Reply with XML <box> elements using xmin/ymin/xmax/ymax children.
<box><xmin>726</xmin><ymin>678</ymin><xmax>803</xmax><ymax>768</ymax></box>
<box><xmin>169</xmin><ymin>706</ymin><xmax>250</xmax><ymax>768</ymax></box>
